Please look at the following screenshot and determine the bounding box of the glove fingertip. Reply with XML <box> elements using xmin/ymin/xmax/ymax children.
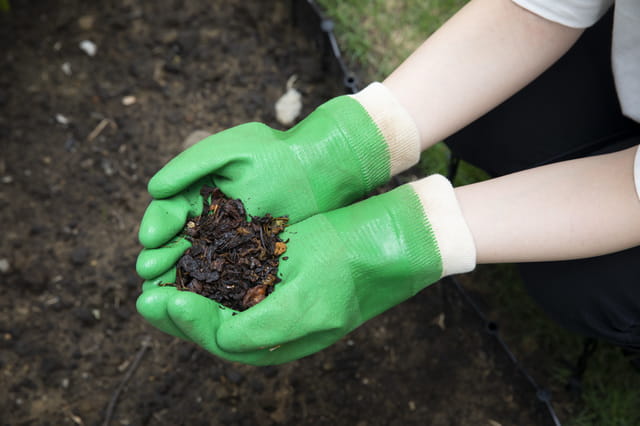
<box><xmin>136</xmin><ymin>238</ymin><xmax>190</xmax><ymax>279</ymax></box>
<box><xmin>135</xmin><ymin>250</ymin><xmax>162</xmax><ymax>280</ymax></box>
<box><xmin>136</xmin><ymin>286</ymin><xmax>175</xmax><ymax>320</ymax></box>
<box><xmin>148</xmin><ymin>177</ymin><xmax>172</xmax><ymax>200</ymax></box>
<box><xmin>136</xmin><ymin>287</ymin><xmax>193</xmax><ymax>341</ymax></box>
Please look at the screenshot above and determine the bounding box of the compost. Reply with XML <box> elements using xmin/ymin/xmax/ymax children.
<box><xmin>174</xmin><ymin>187</ymin><xmax>288</xmax><ymax>311</ymax></box>
<box><xmin>0</xmin><ymin>1</ymin><xmax>558</xmax><ymax>425</ymax></box>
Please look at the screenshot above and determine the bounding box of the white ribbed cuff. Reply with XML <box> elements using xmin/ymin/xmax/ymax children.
<box><xmin>409</xmin><ymin>175</ymin><xmax>476</xmax><ymax>276</ymax></box>
<box><xmin>350</xmin><ymin>82</ymin><xmax>421</xmax><ymax>176</ymax></box>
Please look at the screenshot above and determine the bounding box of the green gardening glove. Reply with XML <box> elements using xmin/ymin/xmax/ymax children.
<box><xmin>138</xmin><ymin>82</ymin><xmax>420</xmax><ymax>250</ymax></box>
<box><xmin>136</xmin><ymin>175</ymin><xmax>476</xmax><ymax>365</ymax></box>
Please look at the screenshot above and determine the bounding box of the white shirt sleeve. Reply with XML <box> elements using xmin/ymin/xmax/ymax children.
<box><xmin>513</xmin><ymin>0</ymin><xmax>614</xmax><ymax>28</ymax></box>
<box><xmin>635</xmin><ymin>145</ymin><xmax>640</xmax><ymax>201</ymax></box>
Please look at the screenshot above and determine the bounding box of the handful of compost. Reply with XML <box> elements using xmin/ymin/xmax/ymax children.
<box><xmin>170</xmin><ymin>186</ymin><xmax>288</xmax><ymax>311</ymax></box>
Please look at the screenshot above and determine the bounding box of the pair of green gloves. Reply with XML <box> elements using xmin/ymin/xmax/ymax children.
<box><xmin>136</xmin><ymin>83</ymin><xmax>476</xmax><ymax>365</ymax></box>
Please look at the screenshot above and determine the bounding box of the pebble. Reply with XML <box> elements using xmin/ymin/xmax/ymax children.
<box><xmin>77</xmin><ymin>15</ymin><xmax>95</xmax><ymax>30</ymax></box>
<box><xmin>79</xmin><ymin>40</ymin><xmax>97</xmax><ymax>57</ymax></box>
<box><xmin>101</xmin><ymin>159</ymin><xmax>114</xmax><ymax>176</ymax></box>
<box><xmin>121</xmin><ymin>95</ymin><xmax>137</xmax><ymax>106</ymax></box>
<box><xmin>61</xmin><ymin>62</ymin><xmax>72</xmax><ymax>76</ymax></box>
<box><xmin>55</xmin><ymin>113</ymin><xmax>70</xmax><ymax>125</ymax></box>
<box><xmin>275</xmin><ymin>75</ymin><xmax>302</xmax><ymax>127</ymax></box>
<box><xmin>73</xmin><ymin>307</ymin><xmax>98</xmax><ymax>326</ymax></box>
<box><xmin>0</xmin><ymin>258</ymin><xmax>9</xmax><ymax>273</ymax></box>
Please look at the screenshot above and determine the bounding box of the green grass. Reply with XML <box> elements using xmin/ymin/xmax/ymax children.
<box><xmin>319</xmin><ymin>0</ymin><xmax>467</xmax><ymax>80</ymax></box>
<box><xmin>316</xmin><ymin>1</ymin><xmax>640</xmax><ymax>424</ymax></box>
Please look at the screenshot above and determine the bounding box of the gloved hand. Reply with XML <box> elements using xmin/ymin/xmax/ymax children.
<box><xmin>136</xmin><ymin>175</ymin><xmax>476</xmax><ymax>365</ymax></box>
<box><xmin>138</xmin><ymin>82</ymin><xmax>420</xmax><ymax>250</ymax></box>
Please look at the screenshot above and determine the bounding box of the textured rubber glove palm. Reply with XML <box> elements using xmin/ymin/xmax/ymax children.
<box><xmin>139</xmin><ymin>83</ymin><xmax>420</xmax><ymax>249</ymax></box>
<box><xmin>136</xmin><ymin>175</ymin><xmax>476</xmax><ymax>365</ymax></box>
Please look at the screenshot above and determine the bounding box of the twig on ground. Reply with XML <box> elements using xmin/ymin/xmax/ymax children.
<box><xmin>103</xmin><ymin>336</ymin><xmax>152</xmax><ymax>426</ymax></box>
<box><xmin>87</xmin><ymin>118</ymin><xmax>115</xmax><ymax>142</ymax></box>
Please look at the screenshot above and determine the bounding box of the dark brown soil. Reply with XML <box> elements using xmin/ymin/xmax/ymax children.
<box><xmin>174</xmin><ymin>186</ymin><xmax>287</xmax><ymax>311</ymax></box>
<box><xmin>1</xmin><ymin>1</ymin><xmax>556</xmax><ymax>425</ymax></box>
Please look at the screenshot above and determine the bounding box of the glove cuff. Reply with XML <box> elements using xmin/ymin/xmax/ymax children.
<box><xmin>350</xmin><ymin>82</ymin><xmax>421</xmax><ymax>176</ymax></box>
<box><xmin>409</xmin><ymin>175</ymin><xmax>476</xmax><ymax>276</ymax></box>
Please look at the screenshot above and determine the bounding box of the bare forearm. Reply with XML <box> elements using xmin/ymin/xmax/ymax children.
<box><xmin>455</xmin><ymin>146</ymin><xmax>640</xmax><ymax>263</ymax></box>
<box><xmin>383</xmin><ymin>0</ymin><xmax>583</xmax><ymax>150</ymax></box>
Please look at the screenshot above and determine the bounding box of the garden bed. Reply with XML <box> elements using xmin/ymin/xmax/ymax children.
<box><xmin>0</xmin><ymin>1</ymin><xmax>553</xmax><ymax>424</ymax></box>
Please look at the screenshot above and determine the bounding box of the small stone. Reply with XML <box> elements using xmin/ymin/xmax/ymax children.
<box><xmin>431</xmin><ymin>312</ymin><xmax>446</xmax><ymax>330</ymax></box>
<box><xmin>79</xmin><ymin>40</ymin><xmax>97</xmax><ymax>57</ymax></box>
<box><xmin>73</xmin><ymin>307</ymin><xmax>97</xmax><ymax>326</ymax></box>
<box><xmin>1</xmin><ymin>176</ymin><xmax>12</xmax><ymax>184</ymax></box>
<box><xmin>101</xmin><ymin>159</ymin><xmax>114</xmax><ymax>176</ymax></box>
<box><xmin>0</xmin><ymin>258</ymin><xmax>9</xmax><ymax>273</ymax></box>
<box><xmin>77</xmin><ymin>15</ymin><xmax>95</xmax><ymax>30</ymax></box>
<box><xmin>408</xmin><ymin>400</ymin><xmax>416</xmax><ymax>411</ymax></box>
<box><xmin>181</xmin><ymin>130</ymin><xmax>211</xmax><ymax>151</ymax></box>
<box><xmin>61</xmin><ymin>62</ymin><xmax>72</xmax><ymax>76</ymax></box>
<box><xmin>275</xmin><ymin>75</ymin><xmax>302</xmax><ymax>127</ymax></box>
<box><xmin>55</xmin><ymin>114</ymin><xmax>70</xmax><ymax>125</ymax></box>
<box><xmin>121</xmin><ymin>95</ymin><xmax>137</xmax><ymax>106</ymax></box>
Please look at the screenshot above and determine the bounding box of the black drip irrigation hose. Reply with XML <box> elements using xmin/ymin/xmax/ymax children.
<box><xmin>291</xmin><ymin>0</ymin><xmax>359</xmax><ymax>94</ymax></box>
<box><xmin>293</xmin><ymin>2</ymin><xmax>564</xmax><ymax>424</ymax></box>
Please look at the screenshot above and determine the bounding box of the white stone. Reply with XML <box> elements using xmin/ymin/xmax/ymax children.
<box><xmin>121</xmin><ymin>95</ymin><xmax>137</xmax><ymax>106</ymax></box>
<box><xmin>79</xmin><ymin>40</ymin><xmax>97</xmax><ymax>57</ymax></box>
<box><xmin>0</xmin><ymin>258</ymin><xmax>9</xmax><ymax>273</ymax></box>
<box><xmin>61</xmin><ymin>62</ymin><xmax>72</xmax><ymax>76</ymax></box>
<box><xmin>55</xmin><ymin>113</ymin><xmax>70</xmax><ymax>125</ymax></box>
<box><xmin>275</xmin><ymin>75</ymin><xmax>302</xmax><ymax>127</ymax></box>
